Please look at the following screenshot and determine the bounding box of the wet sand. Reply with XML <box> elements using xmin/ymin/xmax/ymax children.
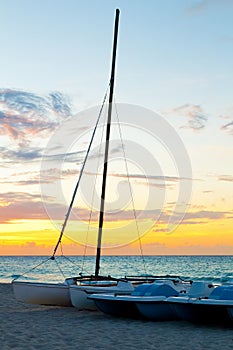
<box><xmin>0</xmin><ymin>283</ymin><xmax>232</xmax><ymax>350</ymax></box>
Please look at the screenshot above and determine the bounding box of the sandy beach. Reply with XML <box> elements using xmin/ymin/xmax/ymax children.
<box><xmin>0</xmin><ymin>283</ymin><xmax>232</xmax><ymax>350</ymax></box>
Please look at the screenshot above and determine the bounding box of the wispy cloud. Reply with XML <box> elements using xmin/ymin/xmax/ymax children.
<box><xmin>0</xmin><ymin>144</ymin><xmax>85</xmax><ymax>166</ymax></box>
<box><xmin>0</xmin><ymin>190</ymin><xmax>159</xmax><ymax>224</ymax></box>
<box><xmin>218</xmin><ymin>174</ymin><xmax>233</xmax><ymax>182</ymax></box>
<box><xmin>221</xmin><ymin>121</ymin><xmax>233</xmax><ymax>135</ymax></box>
<box><xmin>158</xmin><ymin>209</ymin><xmax>233</xmax><ymax>227</ymax></box>
<box><xmin>181</xmin><ymin>210</ymin><xmax>230</xmax><ymax>221</ymax></box>
<box><xmin>0</xmin><ymin>89</ymin><xmax>72</xmax><ymax>143</ymax></box>
<box><xmin>1</xmin><ymin>189</ymin><xmax>232</xmax><ymax>227</ymax></box>
<box><xmin>167</xmin><ymin>104</ymin><xmax>208</xmax><ymax>131</ymax></box>
<box><xmin>111</xmin><ymin>173</ymin><xmax>193</xmax><ymax>182</ymax></box>
<box><xmin>0</xmin><ymin>192</ymin><xmax>65</xmax><ymax>223</ymax></box>
<box><xmin>186</xmin><ymin>0</ymin><xmax>233</xmax><ymax>15</ymax></box>
<box><xmin>0</xmin><ymin>146</ymin><xmax>43</xmax><ymax>163</ymax></box>
<box><xmin>0</xmin><ymin>88</ymin><xmax>75</xmax><ymax>168</ymax></box>
<box><xmin>0</xmin><ymin>168</ymin><xmax>81</xmax><ymax>187</ymax></box>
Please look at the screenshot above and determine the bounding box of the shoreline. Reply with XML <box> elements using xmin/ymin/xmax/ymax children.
<box><xmin>1</xmin><ymin>283</ymin><xmax>233</xmax><ymax>349</ymax></box>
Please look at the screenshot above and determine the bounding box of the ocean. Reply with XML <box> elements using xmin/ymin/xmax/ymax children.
<box><xmin>1</xmin><ymin>255</ymin><xmax>233</xmax><ymax>284</ymax></box>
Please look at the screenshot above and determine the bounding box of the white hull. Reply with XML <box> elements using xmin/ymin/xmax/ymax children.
<box><xmin>12</xmin><ymin>281</ymin><xmax>72</xmax><ymax>306</ymax></box>
<box><xmin>69</xmin><ymin>281</ymin><xmax>134</xmax><ymax>310</ymax></box>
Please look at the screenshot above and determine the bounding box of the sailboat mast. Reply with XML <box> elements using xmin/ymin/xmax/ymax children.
<box><xmin>95</xmin><ymin>9</ymin><xmax>120</xmax><ymax>277</ymax></box>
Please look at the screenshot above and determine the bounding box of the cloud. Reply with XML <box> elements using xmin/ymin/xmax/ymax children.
<box><xmin>156</xmin><ymin>209</ymin><xmax>232</xmax><ymax>226</ymax></box>
<box><xmin>110</xmin><ymin>172</ymin><xmax>194</xmax><ymax>190</ymax></box>
<box><xmin>186</xmin><ymin>0</ymin><xmax>233</xmax><ymax>15</ymax></box>
<box><xmin>0</xmin><ymin>167</ymin><xmax>81</xmax><ymax>187</ymax></box>
<box><xmin>0</xmin><ymin>88</ymin><xmax>75</xmax><ymax>167</ymax></box>
<box><xmin>0</xmin><ymin>145</ymin><xmax>85</xmax><ymax>166</ymax></box>
<box><xmin>182</xmin><ymin>210</ymin><xmax>229</xmax><ymax>220</ymax></box>
<box><xmin>0</xmin><ymin>89</ymin><xmax>72</xmax><ymax>143</ymax></box>
<box><xmin>0</xmin><ymin>191</ymin><xmax>65</xmax><ymax>223</ymax></box>
<box><xmin>221</xmin><ymin>121</ymin><xmax>233</xmax><ymax>135</ymax></box>
<box><xmin>186</xmin><ymin>0</ymin><xmax>210</xmax><ymax>14</ymax></box>
<box><xmin>168</xmin><ymin>104</ymin><xmax>208</xmax><ymax>131</ymax></box>
<box><xmin>0</xmin><ymin>146</ymin><xmax>43</xmax><ymax>163</ymax></box>
<box><xmin>111</xmin><ymin>173</ymin><xmax>193</xmax><ymax>182</ymax></box>
<box><xmin>218</xmin><ymin>175</ymin><xmax>233</xmax><ymax>182</ymax></box>
<box><xmin>0</xmin><ymin>190</ymin><xmax>160</xmax><ymax>224</ymax></box>
<box><xmin>1</xmin><ymin>190</ymin><xmax>232</xmax><ymax>228</ymax></box>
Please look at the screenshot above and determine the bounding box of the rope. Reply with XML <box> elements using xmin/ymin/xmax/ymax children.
<box><xmin>52</xmin><ymin>85</ymin><xmax>110</xmax><ymax>258</ymax></box>
<box><xmin>114</xmin><ymin>100</ymin><xmax>147</xmax><ymax>276</ymax></box>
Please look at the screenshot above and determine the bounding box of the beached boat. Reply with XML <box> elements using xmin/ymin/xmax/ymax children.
<box><xmin>67</xmin><ymin>10</ymin><xmax>183</xmax><ymax>310</ymax></box>
<box><xmin>168</xmin><ymin>283</ymin><xmax>233</xmax><ymax>324</ymax></box>
<box><xmin>12</xmin><ymin>9</ymin><xmax>122</xmax><ymax>307</ymax></box>
<box><xmin>12</xmin><ymin>9</ymin><xmax>182</xmax><ymax>309</ymax></box>
<box><xmin>89</xmin><ymin>278</ymin><xmax>192</xmax><ymax>319</ymax></box>
<box><xmin>68</xmin><ymin>8</ymin><xmax>134</xmax><ymax>310</ymax></box>
<box><xmin>13</xmin><ymin>9</ymin><xmax>140</xmax><ymax>308</ymax></box>
<box><xmin>12</xmin><ymin>280</ymin><xmax>72</xmax><ymax>306</ymax></box>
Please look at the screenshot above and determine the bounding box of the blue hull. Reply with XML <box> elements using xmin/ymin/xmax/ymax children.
<box><xmin>136</xmin><ymin>301</ymin><xmax>177</xmax><ymax>321</ymax></box>
<box><xmin>171</xmin><ymin>303</ymin><xmax>232</xmax><ymax>325</ymax></box>
<box><xmin>94</xmin><ymin>299</ymin><xmax>141</xmax><ymax>318</ymax></box>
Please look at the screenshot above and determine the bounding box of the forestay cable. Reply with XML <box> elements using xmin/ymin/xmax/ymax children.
<box><xmin>52</xmin><ymin>86</ymin><xmax>110</xmax><ymax>258</ymax></box>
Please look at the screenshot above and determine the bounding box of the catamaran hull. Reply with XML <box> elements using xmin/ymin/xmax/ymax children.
<box><xmin>69</xmin><ymin>281</ymin><xmax>134</xmax><ymax>310</ymax></box>
<box><xmin>12</xmin><ymin>281</ymin><xmax>72</xmax><ymax>306</ymax></box>
<box><xmin>69</xmin><ymin>285</ymin><xmax>99</xmax><ymax>310</ymax></box>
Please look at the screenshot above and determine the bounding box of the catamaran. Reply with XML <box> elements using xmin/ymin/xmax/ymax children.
<box><xmin>68</xmin><ymin>8</ymin><xmax>143</xmax><ymax>310</ymax></box>
<box><xmin>12</xmin><ymin>9</ymin><xmax>189</xmax><ymax>310</ymax></box>
<box><xmin>12</xmin><ymin>9</ymin><xmax>143</xmax><ymax>308</ymax></box>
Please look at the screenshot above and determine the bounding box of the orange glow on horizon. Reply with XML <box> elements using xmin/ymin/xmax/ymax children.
<box><xmin>0</xmin><ymin>217</ymin><xmax>233</xmax><ymax>256</ymax></box>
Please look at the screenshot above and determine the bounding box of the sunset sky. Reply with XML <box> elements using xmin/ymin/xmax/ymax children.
<box><xmin>0</xmin><ymin>0</ymin><xmax>233</xmax><ymax>256</ymax></box>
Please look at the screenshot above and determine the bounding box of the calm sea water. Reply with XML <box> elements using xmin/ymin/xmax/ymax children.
<box><xmin>1</xmin><ymin>255</ymin><xmax>233</xmax><ymax>284</ymax></box>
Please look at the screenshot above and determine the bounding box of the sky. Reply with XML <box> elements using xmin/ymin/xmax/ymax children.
<box><xmin>0</xmin><ymin>0</ymin><xmax>233</xmax><ymax>256</ymax></box>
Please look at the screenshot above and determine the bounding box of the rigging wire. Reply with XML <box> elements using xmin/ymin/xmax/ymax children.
<box><xmin>52</xmin><ymin>85</ymin><xmax>110</xmax><ymax>258</ymax></box>
<box><xmin>12</xmin><ymin>257</ymin><xmax>52</xmax><ymax>281</ymax></box>
<box><xmin>54</xmin><ymin>258</ymin><xmax>66</xmax><ymax>279</ymax></box>
<box><xmin>81</xmin><ymin>100</ymin><xmax>108</xmax><ymax>273</ymax></box>
<box><xmin>60</xmin><ymin>255</ymin><xmax>90</xmax><ymax>275</ymax></box>
<box><xmin>114</xmin><ymin>100</ymin><xmax>147</xmax><ymax>276</ymax></box>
